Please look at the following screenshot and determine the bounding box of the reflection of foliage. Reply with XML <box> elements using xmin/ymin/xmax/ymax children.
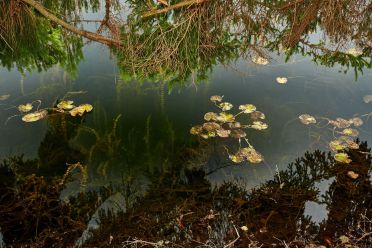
<box><xmin>0</xmin><ymin>0</ymin><xmax>84</xmax><ymax>75</ymax></box>
<box><xmin>190</xmin><ymin>95</ymin><xmax>267</xmax><ymax>164</ymax></box>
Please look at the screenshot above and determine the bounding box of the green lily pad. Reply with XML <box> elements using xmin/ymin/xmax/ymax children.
<box><xmin>329</xmin><ymin>140</ymin><xmax>347</xmax><ymax>151</ymax></box>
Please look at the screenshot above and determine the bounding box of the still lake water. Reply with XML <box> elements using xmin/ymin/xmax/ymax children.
<box><xmin>1</xmin><ymin>42</ymin><xmax>372</xmax><ymax>246</ymax></box>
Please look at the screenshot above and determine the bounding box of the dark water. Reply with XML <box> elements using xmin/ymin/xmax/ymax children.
<box><xmin>1</xmin><ymin>42</ymin><xmax>372</xmax><ymax>245</ymax></box>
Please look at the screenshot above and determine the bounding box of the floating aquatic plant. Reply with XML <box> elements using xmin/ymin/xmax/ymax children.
<box><xmin>298</xmin><ymin>110</ymin><xmax>371</xmax><ymax>163</ymax></box>
<box><xmin>190</xmin><ymin>95</ymin><xmax>268</xmax><ymax>164</ymax></box>
<box><xmin>0</xmin><ymin>94</ymin><xmax>10</xmax><ymax>101</ymax></box>
<box><xmin>276</xmin><ymin>77</ymin><xmax>288</xmax><ymax>84</ymax></box>
<box><xmin>22</xmin><ymin>109</ymin><xmax>48</xmax><ymax>122</ymax></box>
<box><xmin>363</xmin><ymin>95</ymin><xmax>372</xmax><ymax>103</ymax></box>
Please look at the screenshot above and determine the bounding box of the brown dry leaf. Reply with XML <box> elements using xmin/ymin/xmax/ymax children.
<box><xmin>203</xmin><ymin>122</ymin><xmax>220</xmax><ymax>131</ymax></box>
<box><xmin>216</xmin><ymin>128</ymin><xmax>231</xmax><ymax>138</ymax></box>
<box><xmin>347</xmin><ymin>171</ymin><xmax>359</xmax><ymax>179</ymax></box>
<box><xmin>230</xmin><ymin>129</ymin><xmax>246</xmax><ymax>138</ymax></box>
<box><xmin>210</xmin><ymin>95</ymin><xmax>223</xmax><ymax>103</ymax></box>
<box><xmin>190</xmin><ymin>125</ymin><xmax>203</xmax><ymax>135</ymax></box>
<box><xmin>299</xmin><ymin>114</ymin><xmax>316</xmax><ymax>125</ymax></box>
<box><xmin>204</xmin><ymin>112</ymin><xmax>218</xmax><ymax>121</ymax></box>
<box><xmin>349</xmin><ymin>117</ymin><xmax>363</xmax><ymax>127</ymax></box>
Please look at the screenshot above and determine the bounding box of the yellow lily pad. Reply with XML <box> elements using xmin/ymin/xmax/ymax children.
<box><xmin>0</xmin><ymin>94</ymin><xmax>10</xmax><ymax>101</ymax></box>
<box><xmin>329</xmin><ymin>140</ymin><xmax>347</xmax><ymax>151</ymax></box>
<box><xmin>210</xmin><ymin>95</ymin><xmax>223</xmax><ymax>102</ymax></box>
<box><xmin>349</xmin><ymin>117</ymin><xmax>363</xmax><ymax>127</ymax></box>
<box><xmin>22</xmin><ymin>109</ymin><xmax>48</xmax><ymax>122</ymax></box>
<box><xmin>276</xmin><ymin>77</ymin><xmax>288</xmax><ymax>84</ymax></box>
<box><xmin>190</xmin><ymin>125</ymin><xmax>203</xmax><ymax>135</ymax></box>
<box><xmin>250</xmin><ymin>121</ymin><xmax>268</xmax><ymax>130</ymax></box>
<box><xmin>70</xmin><ymin>104</ymin><xmax>93</xmax><ymax>117</ymax></box>
<box><xmin>334</xmin><ymin>153</ymin><xmax>351</xmax><ymax>164</ymax></box>
<box><xmin>229</xmin><ymin>154</ymin><xmax>244</xmax><ymax>163</ymax></box>
<box><xmin>299</xmin><ymin>114</ymin><xmax>316</xmax><ymax>125</ymax></box>
<box><xmin>239</xmin><ymin>104</ymin><xmax>256</xmax><ymax>114</ymax></box>
<box><xmin>57</xmin><ymin>100</ymin><xmax>75</xmax><ymax>110</ymax></box>
<box><xmin>18</xmin><ymin>103</ymin><xmax>33</xmax><ymax>113</ymax></box>
<box><xmin>219</xmin><ymin>102</ymin><xmax>233</xmax><ymax>111</ymax></box>
<box><xmin>216</xmin><ymin>112</ymin><xmax>235</xmax><ymax>123</ymax></box>
<box><xmin>216</xmin><ymin>128</ymin><xmax>231</xmax><ymax>138</ymax></box>
<box><xmin>204</xmin><ymin>112</ymin><xmax>218</xmax><ymax>121</ymax></box>
<box><xmin>342</xmin><ymin>128</ymin><xmax>359</xmax><ymax>137</ymax></box>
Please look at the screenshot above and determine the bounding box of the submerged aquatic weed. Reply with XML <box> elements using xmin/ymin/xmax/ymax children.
<box><xmin>191</xmin><ymin>96</ymin><xmax>268</xmax><ymax>164</ymax></box>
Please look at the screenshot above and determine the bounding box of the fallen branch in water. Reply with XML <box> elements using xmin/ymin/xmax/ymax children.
<box><xmin>142</xmin><ymin>0</ymin><xmax>208</xmax><ymax>18</ymax></box>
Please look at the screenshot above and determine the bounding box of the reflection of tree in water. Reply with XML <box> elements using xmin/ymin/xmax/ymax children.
<box><xmin>2</xmin><ymin>0</ymin><xmax>371</xmax><ymax>83</ymax></box>
<box><xmin>0</xmin><ymin>138</ymin><xmax>371</xmax><ymax>246</ymax></box>
<box><xmin>81</xmin><ymin>140</ymin><xmax>372</xmax><ymax>247</ymax></box>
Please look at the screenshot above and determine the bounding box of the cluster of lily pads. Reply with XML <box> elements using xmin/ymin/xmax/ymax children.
<box><xmin>299</xmin><ymin>114</ymin><xmax>363</xmax><ymax>164</ymax></box>
<box><xmin>10</xmin><ymin>100</ymin><xmax>93</xmax><ymax>123</ymax></box>
<box><xmin>190</xmin><ymin>95</ymin><xmax>268</xmax><ymax>164</ymax></box>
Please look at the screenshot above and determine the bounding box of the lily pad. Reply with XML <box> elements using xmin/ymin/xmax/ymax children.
<box><xmin>342</xmin><ymin>128</ymin><xmax>359</xmax><ymax>137</ymax></box>
<box><xmin>250</xmin><ymin>121</ymin><xmax>268</xmax><ymax>130</ymax></box>
<box><xmin>329</xmin><ymin>140</ymin><xmax>347</xmax><ymax>152</ymax></box>
<box><xmin>203</xmin><ymin>122</ymin><xmax>221</xmax><ymax>131</ymax></box>
<box><xmin>329</xmin><ymin>140</ymin><xmax>347</xmax><ymax>151</ymax></box>
<box><xmin>18</xmin><ymin>103</ymin><xmax>33</xmax><ymax>113</ymax></box>
<box><xmin>346</xmin><ymin>140</ymin><xmax>359</xmax><ymax>149</ymax></box>
<box><xmin>250</xmin><ymin>111</ymin><xmax>265</xmax><ymax>120</ymax></box>
<box><xmin>210</xmin><ymin>95</ymin><xmax>223</xmax><ymax>102</ymax></box>
<box><xmin>190</xmin><ymin>125</ymin><xmax>203</xmax><ymax>135</ymax></box>
<box><xmin>299</xmin><ymin>114</ymin><xmax>316</xmax><ymax>125</ymax></box>
<box><xmin>363</xmin><ymin>95</ymin><xmax>372</xmax><ymax>103</ymax></box>
<box><xmin>276</xmin><ymin>77</ymin><xmax>288</xmax><ymax>84</ymax></box>
<box><xmin>57</xmin><ymin>100</ymin><xmax>75</xmax><ymax>110</ymax></box>
<box><xmin>219</xmin><ymin>102</ymin><xmax>233</xmax><ymax>111</ymax></box>
<box><xmin>22</xmin><ymin>109</ymin><xmax>48</xmax><ymax>122</ymax></box>
<box><xmin>349</xmin><ymin>117</ymin><xmax>363</xmax><ymax>127</ymax></box>
<box><xmin>229</xmin><ymin>154</ymin><xmax>244</xmax><ymax>163</ymax></box>
<box><xmin>70</xmin><ymin>104</ymin><xmax>93</xmax><ymax>117</ymax></box>
<box><xmin>230</xmin><ymin>129</ymin><xmax>246</xmax><ymax>138</ymax></box>
<box><xmin>334</xmin><ymin>153</ymin><xmax>351</xmax><ymax>164</ymax></box>
<box><xmin>0</xmin><ymin>94</ymin><xmax>10</xmax><ymax>101</ymax></box>
<box><xmin>216</xmin><ymin>128</ymin><xmax>231</xmax><ymax>138</ymax></box>
<box><xmin>228</xmin><ymin>122</ymin><xmax>241</xmax><ymax>129</ymax></box>
<box><xmin>239</xmin><ymin>104</ymin><xmax>256</xmax><ymax>114</ymax></box>
<box><xmin>239</xmin><ymin>147</ymin><xmax>263</xmax><ymax>163</ymax></box>
<box><xmin>216</xmin><ymin>112</ymin><xmax>235</xmax><ymax>123</ymax></box>
<box><xmin>204</xmin><ymin>112</ymin><xmax>218</xmax><ymax>121</ymax></box>
<box><xmin>252</xmin><ymin>56</ymin><xmax>269</xmax><ymax>65</ymax></box>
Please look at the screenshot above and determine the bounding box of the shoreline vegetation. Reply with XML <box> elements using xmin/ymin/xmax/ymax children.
<box><xmin>1</xmin><ymin>141</ymin><xmax>371</xmax><ymax>247</ymax></box>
